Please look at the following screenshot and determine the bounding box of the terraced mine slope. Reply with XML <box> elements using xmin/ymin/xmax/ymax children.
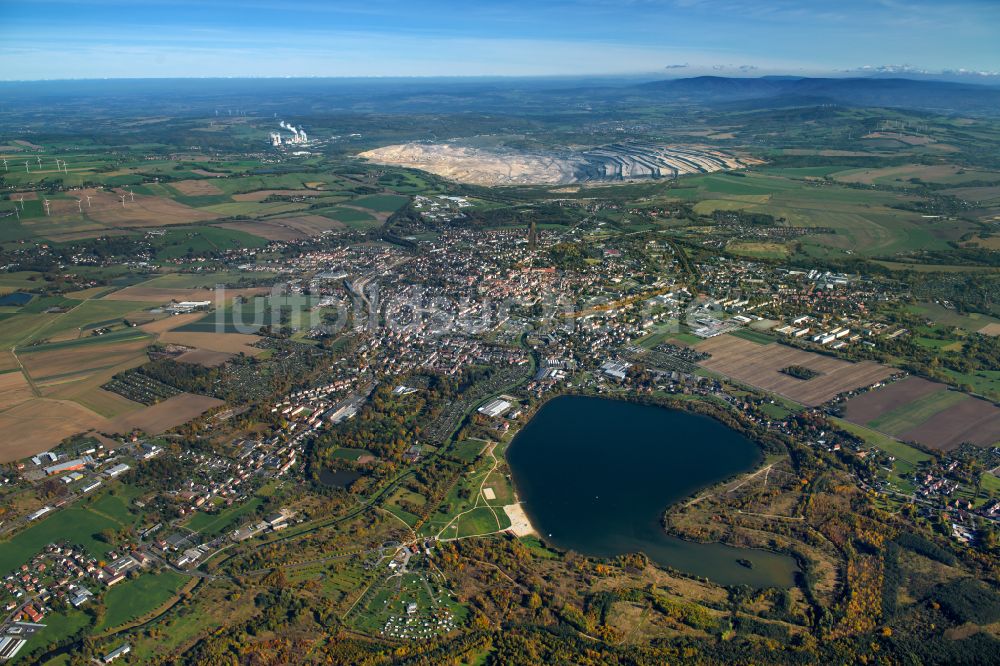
<box><xmin>359</xmin><ymin>141</ymin><xmax>748</xmax><ymax>185</ymax></box>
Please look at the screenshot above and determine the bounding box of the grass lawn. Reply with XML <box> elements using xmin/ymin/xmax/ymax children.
<box><xmin>669</xmin><ymin>332</ymin><xmax>704</xmax><ymax>346</ymax></box>
<box><xmin>86</xmin><ymin>491</ymin><xmax>140</xmax><ymax>527</ymax></box>
<box><xmin>97</xmin><ymin>570</ymin><xmax>186</xmax><ymax>631</ymax></box>
<box><xmin>330</xmin><ymin>447</ymin><xmax>372</xmax><ymax>461</ymax></box>
<box><xmin>982</xmin><ymin>473</ymin><xmax>1000</xmax><ymax>495</ymax></box>
<box><xmin>906</xmin><ymin>302</ymin><xmax>1000</xmax><ymax>332</ymax></box>
<box><xmin>184</xmin><ymin>497</ymin><xmax>263</xmax><ymax>537</ymax></box>
<box><xmin>384</xmin><ymin>503</ymin><xmax>421</xmax><ymax>528</ymax></box>
<box><xmin>941</xmin><ymin>368</ymin><xmax>1000</xmax><ymax>402</ymax></box>
<box><xmin>454</xmin><ymin>506</ymin><xmax>507</xmax><ymax>538</ymax></box>
<box><xmin>758</xmin><ymin>402</ymin><xmax>794</xmax><ymax>420</ymax></box>
<box><xmin>22</xmin><ymin>609</ymin><xmax>91</xmax><ymax>655</ymax></box>
<box><xmin>448</xmin><ymin>439</ymin><xmax>485</xmax><ymax>463</ymax></box>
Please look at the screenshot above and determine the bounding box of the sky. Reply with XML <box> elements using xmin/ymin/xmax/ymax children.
<box><xmin>1</xmin><ymin>0</ymin><xmax>998</xmax><ymax>80</ymax></box>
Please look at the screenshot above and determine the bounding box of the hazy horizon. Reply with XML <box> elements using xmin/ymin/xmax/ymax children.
<box><xmin>2</xmin><ymin>0</ymin><xmax>998</xmax><ymax>81</ymax></box>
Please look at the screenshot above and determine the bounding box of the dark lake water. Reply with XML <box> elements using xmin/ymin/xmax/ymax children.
<box><xmin>319</xmin><ymin>469</ymin><xmax>362</xmax><ymax>488</ymax></box>
<box><xmin>506</xmin><ymin>395</ymin><xmax>798</xmax><ymax>587</ymax></box>
<box><xmin>0</xmin><ymin>292</ymin><xmax>32</xmax><ymax>306</ymax></box>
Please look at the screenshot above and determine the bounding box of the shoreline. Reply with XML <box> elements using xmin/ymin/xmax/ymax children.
<box><xmin>502</xmin><ymin>502</ymin><xmax>538</xmax><ymax>537</ymax></box>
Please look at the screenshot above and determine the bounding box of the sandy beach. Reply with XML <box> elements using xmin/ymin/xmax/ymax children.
<box><xmin>503</xmin><ymin>503</ymin><xmax>538</xmax><ymax>537</ymax></box>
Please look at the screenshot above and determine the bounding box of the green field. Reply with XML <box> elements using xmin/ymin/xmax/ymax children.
<box><xmin>351</xmin><ymin>194</ymin><xmax>409</xmax><ymax>212</ymax></box>
<box><xmin>834</xmin><ymin>418</ymin><xmax>934</xmax><ymax>466</ymax></box>
<box><xmin>674</xmin><ymin>171</ymin><xmax>969</xmax><ymax>259</ymax></box>
<box><xmin>907</xmin><ymin>302</ymin><xmax>1000</xmax><ymax>332</ymax></box>
<box><xmin>184</xmin><ymin>497</ymin><xmax>263</xmax><ymax>536</ymax></box>
<box><xmin>138</xmin><ymin>271</ymin><xmax>275</xmax><ymax>289</ymax></box>
<box><xmin>729</xmin><ymin>328</ymin><xmax>775</xmax><ymax>345</ymax></box>
<box><xmin>151</xmin><ymin>226</ymin><xmax>268</xmax><ymax>259</ymax></box>
<box><xmin>22</xmin><ymin>609</ymin><xmax>91</xmax><ymax>657</ymax></box>
<box><xmin>453</xmin><ymin>506</ymin><xmax>508</xmax><ymax>538</ymax></box>
<box><xmin>330</xmin><ymin>447</ymin><xmax>372</xmax><ymax>461</ymax></box>
<box><xmin>0</xmin><ymin>271</ymin><xmax>47</xmax><ymax>294</ymax></box>
<box><xmin>85</xmin><ymin>488</ymin><xmax>143</xmax><ymax>526</ymax></box>
<box><xmin>21</xmin><ymin>300</ymin><xmax>155</xmax><ymax>344</ymax></box>
<box><xmin>834</xmin><ymin>418</ymin><xmax>933</xmax><ymax>495</ymax></box>
<box><xmin>318</xmin><ymin>206</ymin><xmax>379</xmax><ymax>227</ymax></box>
<box><xmin>15</xmin><ymin>328</ymin><xmax>151</xmax><ymax>353</ymax></box>
<box><xmin>448</xmin><ymin>439</ymin><xmax>485</xmax><ymax>463</ymax></box>
<box><xmin>0</xmin><ymin>507</ymin><xmax>122</xmax><ymax>574</ymax></box>
<box><xmin>0</xmin><ymin>312</ymin><xmax>60</xmax><ymax>349</ymax></box>
<box><xmin>97</xmin><ymin>570</ymin><xmax>187</xmax><ymax>631</ymax></box>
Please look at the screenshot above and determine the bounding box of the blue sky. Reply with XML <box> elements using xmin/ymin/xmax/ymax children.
<box><xmin>1</xmin><ymin>0</ymin><xmax>998</xmax><ymax>80</ymax></box>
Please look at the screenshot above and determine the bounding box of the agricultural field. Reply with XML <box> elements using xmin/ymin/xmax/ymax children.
<box><xmin>843</xmin><ymin>377</ymin><xmax>1000</xmax><ymax>450</ymax></box>
<box><xmin>725</xmin><ymin>240</ymin><xmax>790</xmax><ymax>259</ymax></box>
<box><xmin>105</xmin><ymin>392</ymin><xmax>224</xmax><ymax>435</ymax></box>
<box><xmin>18</xmin><ymin>334</ymin><xmax>151</xmax><ymax>397</ymax></box>
<box><xmin>696</xmin><ymin>334</ymin><xmax>896</xmax><ymax>406</ymax></box>
<box><xmin>671</xmin><ymin>170</ymin><xmax>976</xmax><ymax>260</ymax></box>
<box><xmin>0</xmin><ymin>398</ymin><xmax>108</xmax><ymax>462</ymax></box>
<box><xmin>907</xmin><ymin>302</ymin><xmax>1000</xmax><ymax>335</ymax></box>
<box><xmin>830</xmin><ymin>164</ymin><xmax>1000</xmax><ymax>187</ymax></box>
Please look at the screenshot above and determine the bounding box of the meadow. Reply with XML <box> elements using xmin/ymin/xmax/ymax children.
<box><xmin>0</xmin><ymin>507</ymin><xmax>122</xmax><ymax>574</ymax></box>
<box><xmin>96</xmin><ymin>570</ymin><xmax>187</xmax><ymax>631</ymax></box>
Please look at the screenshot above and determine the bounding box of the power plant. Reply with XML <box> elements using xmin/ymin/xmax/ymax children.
<box><xmin>270</xmin><ymin>121</ymin><xmax>308</xmax><ymax>147</ymax></box>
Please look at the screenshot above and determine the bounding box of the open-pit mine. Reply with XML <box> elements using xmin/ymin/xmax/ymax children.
<box><xmin>358</xmin><ymin>141</ymin><xmax>748</xmax><ymax>186</ymax></box>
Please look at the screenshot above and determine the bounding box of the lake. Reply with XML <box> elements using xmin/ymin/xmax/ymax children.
<box><xmin>318</xmin><ymin>468</ymin><xmax>362</xmax><ymax>489</ymax></box>
<box><xmin>505</xmin><ymin>395</ymin><xmax>798</xmax><ymax>587</ymax></box>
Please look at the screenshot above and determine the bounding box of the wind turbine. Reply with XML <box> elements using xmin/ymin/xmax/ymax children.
<box><xmin>17</xmin><ymin>196</ymin><xmax>24</xmax><ymax>210</ymax></box>
<box><xmin>43</xmin><ymin>199</ymin><xmax>51</xmax><ymax>216</ymax></box>
<box><xmin>76</xmin><ymin>198</ymin><xmax>83</xmax><ymax>213</ymax></box>
<box><xmin>128</xmin><ymin>188</ymin><xmax>134</xmax><ymax>202</ymax></box>
<box><xmin>63</xmin><ymin>162</ymin><xmax>68</xmax><ymax>174</ymax></box>
<box><xmin>2</xmin><ymin>159</ymin><xmax>6</xmax><ymax>172</ymax></box>
<box><xmin>85</xmin><ymin>195</ymin><xmax>92</xmax><ymax>207</ymax></box>
<box><xmin>36</xmin><ymin>156</ymin><xmax>41</xmax><ymax>167</ymax></box>
<box><xmin>120</xmin><ymin>194</ymin><xmax>127</xmax><ymax>208</ymax></box>
<box><xmin>24</xmin><ymin>161</ymin><xmax>30</xmax><ymax>173</ymax></box>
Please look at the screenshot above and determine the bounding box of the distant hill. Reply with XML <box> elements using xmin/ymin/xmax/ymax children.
<box><xmin>632</xmin><ymin>76</ymin><xmax>1000</xmax><ymax>115</ymax></box>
